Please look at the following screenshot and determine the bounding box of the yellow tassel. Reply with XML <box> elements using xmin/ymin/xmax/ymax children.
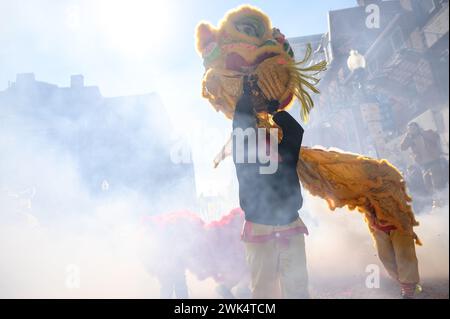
<box><xmin>288</xmin><ymin>43</ymin><xmax>327</xmax><ymax>122</ymax></box>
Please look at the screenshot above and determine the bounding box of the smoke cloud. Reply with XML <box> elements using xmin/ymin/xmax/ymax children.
<box><xmin>0</xmin><ymin>118</ymin><xmax>447</xmax><ymax>298</ymax></box>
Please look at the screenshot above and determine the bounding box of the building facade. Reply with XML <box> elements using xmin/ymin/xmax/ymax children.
<box><xmin>289</xmin><ymin>0</ymin><xmax>449</xmax><ymax>169</ymax></box>
<box><xmin>0</xmin><ymin>73</ymin><xmax>198</xmax><ymax>214</ymax></box>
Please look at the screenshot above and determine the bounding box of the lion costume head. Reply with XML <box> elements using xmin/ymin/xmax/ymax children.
<box><xmin>195</xmin><ymin>5</ymin><xmax>327</xmax><ymax>123</ymax></box>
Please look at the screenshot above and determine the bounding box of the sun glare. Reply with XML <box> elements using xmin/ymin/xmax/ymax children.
<box><xmin>97</xmin><ymin>0</ymin><xmax>173</xmax><ymax>56</ymax></box>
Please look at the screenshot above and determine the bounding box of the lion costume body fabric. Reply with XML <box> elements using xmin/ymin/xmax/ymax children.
<box><xmin>196</xmin><ymin>5</ymin><xmax>420</xmax><ymax>241</ymax></box>
<box><xmin>140</xmin><ymin>209</ymin><xmax>249</xmax><ymax>298</ymax></box>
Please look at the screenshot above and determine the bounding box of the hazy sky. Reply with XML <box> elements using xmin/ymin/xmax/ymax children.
<box><xmin>0</xmin><ymin>0</ymin><xmax>357</xmax><ymax>195</ymax></box>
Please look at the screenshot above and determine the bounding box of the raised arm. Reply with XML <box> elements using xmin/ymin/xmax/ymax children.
<box><xmin>273</xmin><ymin>111</ymin><xmax>304</xmax><ymax>162</ymax></box>
<box><xmin>232</xmin><ymin>76</ymin><xmax>257</xmax><ymax>131</ymax></box>
<box><xmin>232</xmin><ymin>76</ymin><xmax>257</xmax><ymax>165</ymax></box>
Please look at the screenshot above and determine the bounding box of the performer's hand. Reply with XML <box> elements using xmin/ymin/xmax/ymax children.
<box><xmin>235</xmin><ymin>75</ymin><xmax>256</xmax><ymax>117</ymax></box>
<box><xmin>243</xmin><ymin>75</ymin><xmax>252</xmax><ymax>95</ymax></box>
<box><xmin>243</xmin><ymin>74</ymin><xmax>259</xmax><ymax>94</ymax></box>
<box><xmin>234</xmin><ymin>76</ymin><xmax>257</xmax><ymax>130</ymax></box>
<box><xmin>267</xmin><ymin>100</ymin><xmax>280</xmax><ymax>115</ymax></box>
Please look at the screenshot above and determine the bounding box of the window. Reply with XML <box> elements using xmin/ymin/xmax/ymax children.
<box><xmin>390</xmin><ymin>27</ymin><xmax>405</xmax><ymax>52</ymax></box>
<box><xmin>421</xmin><ymin>0</ymin><xmax>436</xmax><ymax>13</ymax></box>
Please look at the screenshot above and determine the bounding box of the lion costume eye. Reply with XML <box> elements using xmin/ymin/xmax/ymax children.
<box><xmin>234</xmin><ymin>16</ymin><xmax>265</xmax><ymax>38</ymax></box>
<box><xmin>236</xmin><ymin>22</ymin><xmax>258</xmax><ymax>37</ymax></box>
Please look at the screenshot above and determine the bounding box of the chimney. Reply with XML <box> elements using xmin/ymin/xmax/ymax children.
<box><xmin>70</xmin><ymin>74</ymin><xmax>84</xmax><ymax>89</ymax></box>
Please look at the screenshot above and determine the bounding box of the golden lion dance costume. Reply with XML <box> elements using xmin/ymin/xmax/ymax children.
<box><xmin>196</xmin><ymin>5</ymin><xmax>421</xmax><ymax>298</ymax></box>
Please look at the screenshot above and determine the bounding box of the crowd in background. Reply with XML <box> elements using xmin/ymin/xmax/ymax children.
<box><xmin>401</xmin><ymin>122</ymin><xmax>449</xmax><ymax>213</ymax></box>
